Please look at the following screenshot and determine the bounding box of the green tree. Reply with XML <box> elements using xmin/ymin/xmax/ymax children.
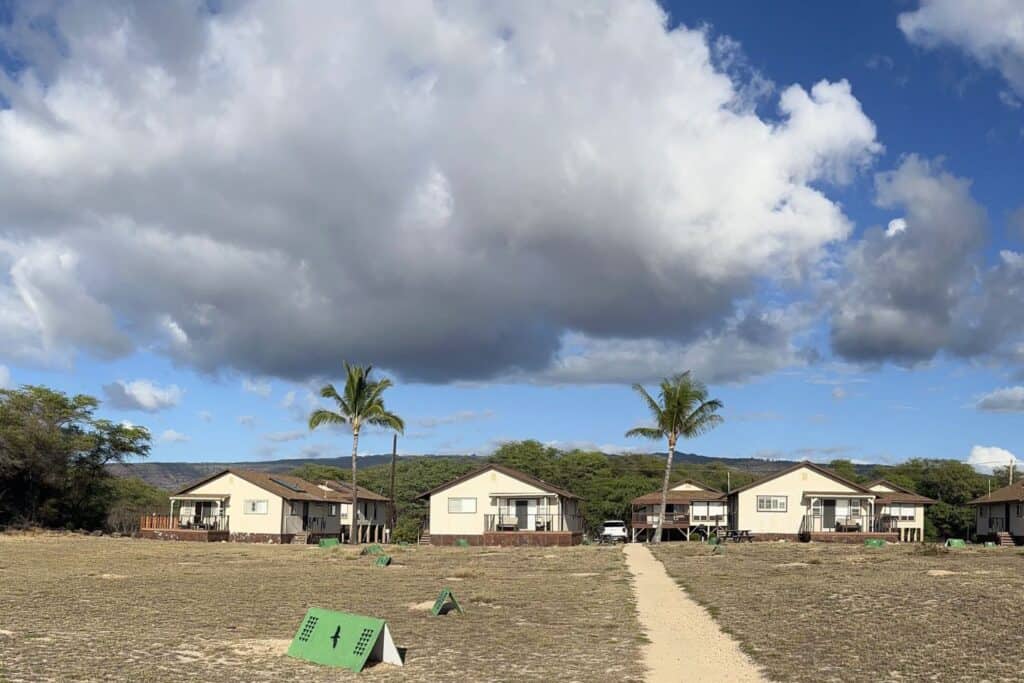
<box><xmin>828</xmin><ymin>459</ymin><xmax>861</xmax><ymax>483</ymax></box>
<box><xmin>106</xmin><ymin>477</ymin><xmax>168</xmax><ymax>534</ymax></box>
<box><xmin>64</xmin><ymin>420</ymin><xmax>150</xmax><ymax>528</ymax></box>
<box><xmin>625</xmin><ymin>372</ymin><xmax>724</xmax><ymax>543</ymax></box>
<box><xmin>0</xmin><ymin>385</ymin><xmax>151</xmax><ymax>529</ymax></box>
<box><xmin>309</xmin><ymin>363</ymin><xmax>404</xmax><ymax>544</ymax></box>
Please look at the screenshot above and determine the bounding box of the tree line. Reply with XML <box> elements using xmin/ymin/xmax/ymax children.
<box><xmin>0</xmin><ymin>385</ymin><xmax>163</xmax><ymax>532</ymax></box>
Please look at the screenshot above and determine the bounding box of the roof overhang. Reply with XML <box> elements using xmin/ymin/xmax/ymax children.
<box><xmin>803</xmin><ymin>492</ymin><xmax>876</xmax><ymax>498</ymax></box>
<box><xmin>170</xmin><ymin>494</ymin><xmax>230</xmax><ymax>501</ymax></box>
<box><xmin>490</xmin><ymin>492</ymin><xmax>558</xmax><ymax>498</ymax></box>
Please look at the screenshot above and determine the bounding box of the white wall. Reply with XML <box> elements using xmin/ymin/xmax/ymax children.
<box><xmin>734</xmin><ymin>467</ymin><xmax>865</xmax><ymax>534</ymax></box>
<box><xmin>188</xmin><ymin>473</ymin><xmax>284</xmax><ymax>535</ymax></box>
<box><xmin>427</xmin><ymin>469</ymin><xmax>572</xmax><ymax>535</ymax></box>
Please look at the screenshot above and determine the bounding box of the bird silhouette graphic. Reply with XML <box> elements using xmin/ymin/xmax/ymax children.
<box><xmin>330</xmin><ymin>625</ymin><xmax>341</xmax><ymax>649</ymax></box>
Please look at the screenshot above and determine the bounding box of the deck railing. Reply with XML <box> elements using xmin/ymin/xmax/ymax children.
<box><xmin>631</xmin><ymin>512</ymin><xmax>691</xmax><ymax>527</ymax></box>
<box><xmin>140</xmin><ymin>514</ymin><xmax>229</xmax><ymax>531</ymax></box>
<box><xmin>484</xmin><ymin>513</ymin><xmax>579</xmax><ymax>532</ymax></box>
<box><xmin>801</xmin><ymin>514</ymin><xmax>878</xmax><ymax>533</ymax></box>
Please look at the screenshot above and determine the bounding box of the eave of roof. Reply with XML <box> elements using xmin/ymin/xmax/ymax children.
<box><xmin>415</xmin><ymin>463</ymin><xmax>579</xmax><ymax>500</ymax></box>
<box><xmin>968</xmin><ymin>480</ymin><xmax>1024</xmax><ymax>505</ymax></box>
<box><xmin>726</xmin><ymin>461</ymin><xmax>874</xmax><ymax>496</ymax></box>
<box><xmin>175</xmin><ymin>468</ymin><xmax>349</xmax><ymax>502</ymax></box>
<box><xmin>631</xmin><ymin>491</ymin><xmax>727</xmax><ymax>505</ymax></box>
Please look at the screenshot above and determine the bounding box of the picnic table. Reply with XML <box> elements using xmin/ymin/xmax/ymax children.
<box><xmin>724</xmin><ymin>529</ymin><xmax>754</xmax><ymax>543</ymax></box>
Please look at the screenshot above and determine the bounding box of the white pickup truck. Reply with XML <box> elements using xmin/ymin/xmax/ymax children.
<box><xmin>599</xmin><ymin>519</ymin><xmax>628</xmax><ymax>543</ymax></box>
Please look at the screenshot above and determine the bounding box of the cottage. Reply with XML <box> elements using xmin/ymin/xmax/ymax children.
<box><xmin>140</xmin><ymin>469</ymin><xmax>357</xmax><ymax>544</ymax></box>
<box><xmin>865</xmin><ymin>479</ymin><xmax>933</xmax><ymax>542</ymax></box>
<box><xmin>417</xmin><ymin>464</ymin><xmax>584</xmax><ymax>546</ymax></box>
<box><xmin>323</xmin><ymin>479</ymin><xmax>392</xmax><ymax>543</ymax></box>
<box><xmin>630</xmin><ymin>479</ymin><xmax>728</xmax><ymax>542</ymax></box>
<box><xmin>968</xmin><ymin>479</ymin><xmax>1024</xmax><ymax>545</ymax></box>
<box><xmin>726</xmin><ymin>461</ymin><xmax>930</xmax><ymax>543</ymax></box>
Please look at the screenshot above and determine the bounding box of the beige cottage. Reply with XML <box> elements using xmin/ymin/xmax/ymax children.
<box><xmin>140</xmin><ymin>469</ymin><xmax>353</xmax><ymax>543</ymax></box>
<box><xmin>630</xmin><ymin>479</ymin><xmax>728</xmax><ymax>542</ymax></box>
<box><xmin>417</xmin><ymin>464</ymin><xmax>584</xmax><ymax>546</ymax></box>
<box><xmin>865</xmin><ymin>479</ymin><xmax>933</xmax><ymax>542</ymax></box>
<box><xmin>969</xmin><ymin>479</ymin><xmax>1024</xmax><ymax>545</ymax></box>
<box><xmin>727</xmin><ymin>462</ymin><xmax>931</xmax><ymax>543</ymax></box>
<box><xmin>324</xmin><ymin>480</ymin><xmax>392</xmax><ymax>543</ymax></box>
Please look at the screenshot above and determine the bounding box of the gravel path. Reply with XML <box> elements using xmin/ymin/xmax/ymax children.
<box><xmin>623</xmin><ymin>543</ymin><xmax>766</xmax><ymax>682</ymax></box>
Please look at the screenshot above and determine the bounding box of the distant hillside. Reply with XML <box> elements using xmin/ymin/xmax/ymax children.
<box><xmin>108</xmin><ymin>454</ymin><xmax>480</xmax><ymax>490</ymax></box>
<box><xmin>108</xmin><ymin>450</ymin><xmax>860</xmax><ymax>491</ymax></box>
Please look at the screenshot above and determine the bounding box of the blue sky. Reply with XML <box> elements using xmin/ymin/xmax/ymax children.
<box><xmin>0</xmin><ymin>1</ymin><xmax>1022</xmax><ymax>469</ymax></box>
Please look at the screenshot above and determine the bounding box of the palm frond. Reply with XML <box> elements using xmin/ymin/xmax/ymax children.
<box><xmin>625</xmin><ymin>426</ymin><xmax>664</xmax><ymax>440</ymax></box>
<box><xmin>308</xmin><ymin>409</ymin><xmax>347</xmax><ymax>430</ymax></box>
<box><xmin>364</xmin><ymin>410</ymin><xmax>405</xmax><ymax>434</ymax></box>
<box><xmin>631</xmin><ymin>383</ymin><xmax>663</xmax><ymax>421</ymax></box>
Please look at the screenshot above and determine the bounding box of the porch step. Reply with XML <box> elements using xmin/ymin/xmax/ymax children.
<box><xmin>418</xmin><ymin>531</ymin><xmax>431</xmax><ymax>545</ymax></box>
<box><xmin>291</xmin><ymin>532</ymin><xmax>310</xmax><ymax>545</ymax></box>
<box><xmin>996</xmin><ymin>532</ymin><xmax>1015</xmax><ymax>547</ymax></box>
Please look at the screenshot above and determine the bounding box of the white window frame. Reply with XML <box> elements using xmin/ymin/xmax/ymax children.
<box><xmin>328</xmin><ymin>503</ymin><xmax>338</xmax><ymax>516</ymax></box>
<box><xmin>757</xmin><ymin>495</ymin><xmax>787</xmax><ymax>512</ymax></box>
<box><xmin>448</xmin><ymin>497</ymin><xmax>477</xmax><ymax>514</ymax></box>
<box><xmin>243</xmin><ymin>499</ymin><xmax>268</xmax><ymax>515</ymax></box>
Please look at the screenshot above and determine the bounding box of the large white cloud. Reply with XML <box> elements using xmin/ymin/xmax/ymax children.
<box><xmin>0</xmin><ymin>1</ymin><xmax>883</xmax><ymax>383</ymax></box>
<box><xmin>899</xmin><ymin>0</ymin><xmax>1024</xmax><ymax>96</ymax></box>
<box><xmin>103</xmin><ymin>379</ymin><xmax>183</xmax><ymax>412</ymax></box>
<box><xmin>968</xmin><ymin>444</ymin><xmax>1017</xmax><ymax>473</ymax></box>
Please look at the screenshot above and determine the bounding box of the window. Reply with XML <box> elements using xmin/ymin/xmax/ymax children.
<box><xmin>339</xmin><ymin>503</ymin><xmax>350</xmax><ymax>518</ymax></box>
<box><xmin>244</xmin><ymin>499</ymin><xmax>268</xmax><ymax>515</ymax></box>
<box><xmin>692</xmin><ymin>502</ymin><xmax>708</xmax><ymax>521</ymax></box>
<box><xmin>757</xmin><ymin>495</ymin><xmax>787</xmax><ymax>512</ymax></box>
<box><xmin>848</xmin><ymin>499</ymin><xmax>862</xmax><ymax>516</ymax></box>
<box><xmin>1017</xmin><ymin>504</ymin><xmax>1023</xmax><ymax>518</ymax></box>
<box><xmin>887</xmin><ymin>503</ymin><xmax>915</xmax><ymax>521</ymax></box>
<box><xmin>448</xmin><ymin>497</ymin><xmax>477</xmax><ymax>514</ymax></box>
<box><xmin>328</xmin><ymin>504</ymin><xmax>337</xmax><ymax>516</ymax></box>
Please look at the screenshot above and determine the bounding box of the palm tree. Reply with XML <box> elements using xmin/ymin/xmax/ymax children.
<box><xmin>625</xmin><ymin>372</ymin><xmax>723</xmax><ymax>543</ymax></box>
<box><xmin>309</xmin><ymin>362</ymin><xmax>404</xmax><ymax>544</ymax></box>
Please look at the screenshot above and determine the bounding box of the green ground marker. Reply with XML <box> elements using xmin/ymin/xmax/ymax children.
<box><xmin>944</xmin><ymin>538</ymin><xmax>967</xmax><ymax>548</ymax></box>
<box><xmin>430</xmin><ymin>588</ymin><xmax>464</xmax><ymax>616</ymax></box>
<box><xmin>864</xmin><ymin>539</ymin><xmax>885</xmax><ymax>548</ymax></box>
<box><xmin>360</xmin><ymin>544</ymin><xmax>384</xmax><ymax>556</ymax></box>
<box><xmin>455</xmin><ymin>538</ymin><xmax>470</xmax><ymax>548</ymax></box>
<box><xmin>318</xmin><ymin>538</ymin><xmax>340</xmax><ymax>548</ymax></box>
<box><xmin>374</xmin><ymin>554</ymin><xmax>392</xmax><ymax>567</ymax></box>
<box><xmin>287</xmin><ymin>607</ymin><xmax>403</xmax><ymax>672</ymax></box>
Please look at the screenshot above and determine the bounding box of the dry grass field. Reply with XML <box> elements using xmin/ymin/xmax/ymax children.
<box><xmin>652</xmin><ymin>541</ymin><xmax>1024</xmax><ymax>683</ymax></box>
<box><xmin>0</xmin><ymin>534</ymin><xmax>644</xmax><ymax>682</ymax></box>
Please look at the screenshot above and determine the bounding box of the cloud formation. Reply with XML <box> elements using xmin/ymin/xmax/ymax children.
<box><xmin>968</xmin><ymin>444</ymin><xmax>1017</xmax><ymax>472</ymax></box>
<box><xmin>977</xmin><ymin>386</ymin><xmax>1024</xmax><ymax>413</ymax></box>
<box><xmin>0</xmin><ymin>1</ymin><xmax>880</xmax><ymax>385</ymax></box>
<box><xmin>102</xmin><ymin>379</ymin><xmax>183</xmax><ymax>412</ymax></box>
<box><xmin>242</xmin><ymin>377</ymin><xmax>272</xmax><ymax>398</ymax></box>
<box><xmin>900</xmin><ymin>0</ymin><xmax>1024</xmax><ymax>96</ymax></box>
<box><xmin>159</xmin><ymin>429</ymin><xmax>190</xmax><ymax>444</ymax></box>
<box><xmin>831</xmin><ymin>156</ymin><xmax>987</xmax><ymax>363</ymax></box>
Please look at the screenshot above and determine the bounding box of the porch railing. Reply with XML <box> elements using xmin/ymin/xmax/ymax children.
<box><xmin>484</xmin><ymin>513</ymin><xmax>579</xmax><ymax>532</ymax></box>
<box><xmin>631</xmin><ymin>512</ymin><xmax>691</xmax><ymax>527</ymax></box>
<box><xmin>801</xmin><ymin>514</ymin><xmax>878</xmax><ymax>533</ymax></box>
<box><xmin>140</xmin><ymin>513</ymin><xmax>229</xmax><ymax>531</ymax></box>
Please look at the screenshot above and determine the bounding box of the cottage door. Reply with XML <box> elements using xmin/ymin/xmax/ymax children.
<box><xmin>515</xmin><ymin>500</ymin><xmax>529</xmax><ymax>530</ymax></box>
<box><xmin>822</xmin><ymin>500</ymin><xmax>836</xmax><ymax>530</ymax></box>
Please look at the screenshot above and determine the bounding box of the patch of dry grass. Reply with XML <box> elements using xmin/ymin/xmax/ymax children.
<box><xmin>0</xmin><ymin>534</ymin><xmax>644</xmax><ymax>682</ymax></box>
<box><xmin>652</xmin><ymin>541</ymin><xmax>1024</xmax><ymax>683</ymax></box>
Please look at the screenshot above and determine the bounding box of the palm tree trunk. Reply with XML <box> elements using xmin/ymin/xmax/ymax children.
<box><xmin>349</xmin><ymin>426</ymin><xmax>360</xmax><ymax>545</ymax></box>
<box><xmin>653</xmin><ymin>435</ymin><xmax>676</xmax><ymax>544</ymax></box>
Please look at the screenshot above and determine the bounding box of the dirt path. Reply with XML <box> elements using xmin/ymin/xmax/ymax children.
<box><xmin>623</xmin><ymin>544</ymin><xmax>766</xmax><ymax>682</ymax></box>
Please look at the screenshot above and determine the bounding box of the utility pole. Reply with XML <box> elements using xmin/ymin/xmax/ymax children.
<box><xmin>727</xmin><ymin>471</ymin><xmax>731</xmax><ymax>493</ymax></box>
<box><xmin>389</xmin><ymin>434</ymin><xmax>398</xmax><ymax>531</ymax></box>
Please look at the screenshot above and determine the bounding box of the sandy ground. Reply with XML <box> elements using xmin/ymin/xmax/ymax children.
<box><xmin>624</xmin><ymin>544</ymin><xmax>766</xmax><ymax>683</ymax></box>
